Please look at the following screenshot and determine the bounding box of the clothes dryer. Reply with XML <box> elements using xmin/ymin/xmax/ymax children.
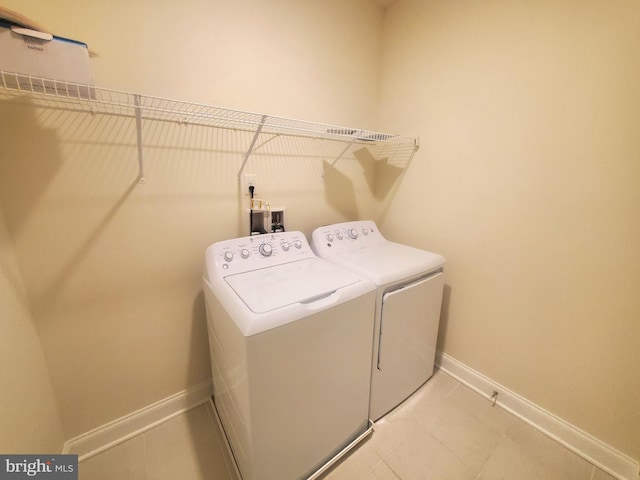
<box><xmin>203</xmin><ymin>231</ymin><xmax>376</xmax><ymax>480</ymax></box>
<box><xmin>311</xmin><ymin>221</ymin><xmax>445</xmax><ymax>421</ymax></box>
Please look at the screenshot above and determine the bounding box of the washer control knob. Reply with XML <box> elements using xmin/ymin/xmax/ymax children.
<box><xmin>348</xmin><ymin>228</ymin><xmax>359</xmax><ymax>239</ymax></box>
<box><xmin>336</xmin><ymin>232</ymin><xmax>343</xmax><ymax>240</ymax></box>
<box><xmin>281</xmin><ymin>242</ymin><xmax>290</xmax><ymax>251</ymax></box>
<box><xmin>259</xmin><ymin>243</ymin><xmax>273</xmax><ymax>257</ymax></box>
<box><xmin>362</xmin><ymin>228</ymin><xmax>369</xmax><ymax>236</ymax></box>
<box><xmin>326</xmin><ymin>233</ymin><xmax>334</xmax><ymax>242</ymax></box>
<box><xmin>240</xmin><ymin>248</ymin><xmax>250</xmax><ymax>259</ymax></box>
<box><xmin>293</xmin><ymin>240</ymin><xmax>302</xmax><ymax>249</ymax></box>
<box><xmin>223</xmin><ymin>251</ymin><xmax>234</xmax><ymax>262</ymax></box>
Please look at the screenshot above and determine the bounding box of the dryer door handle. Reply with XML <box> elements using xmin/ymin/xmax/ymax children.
<box><xmin>377</xmin><ymin>320</ymin><xmax>384</xmax><ymax>370</ymax></box>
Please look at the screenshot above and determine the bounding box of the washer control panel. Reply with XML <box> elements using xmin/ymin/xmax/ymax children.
<box><xmin>206</xmin><ymin>231</ymin><xmax>312</xmax><ymax>277</ymax></box>
<box><xmin>311</xmin><ymin>220</ymin><xmax>386</xmax><ymax>257</ymax></box>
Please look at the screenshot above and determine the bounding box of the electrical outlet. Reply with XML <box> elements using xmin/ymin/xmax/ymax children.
<box><xmin>241</xmin><ymin>173</ymin><xmax>256</xmax><ymax>195</ymax></box>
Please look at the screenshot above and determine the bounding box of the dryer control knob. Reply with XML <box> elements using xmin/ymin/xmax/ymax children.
<box><xmin>224</xmin><ymin>251</ymin><xmax>234</xmax><ymax>262</ymax></box>
<box><xmin>348</xmin><ymin>228</ymin><xmax>359</xmax><ymax>239</ymax></box>
<box><xmin>362</xmin><ymin>228</ymin><xmax>369</xmax><ymax>235</ymax></box>
<box><xmin>326</xmin><ymin>233</ymin><xmax>334</xmax><ymax>242</ymax></box>
<box><xmin>336</xmin><ymin>232</ymin><xmax>344</xmax><ymax>240</ymax></box>
<box><xmin>240</xmin><ymin>248</ymin><xmax>250</xmax><ymax>259</ymax></box>
<box><xmin>259</xmin><ymin>243</ymin><xmax>273</xmax><ymax>257</ymax></box>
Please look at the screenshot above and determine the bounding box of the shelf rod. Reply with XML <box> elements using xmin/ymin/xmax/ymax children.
<box><xmin>238</xmin><ymin>114</ymin><xmax>268</xmax><ymax>178</ymax></box>
<box><xmin>134</xmin><ymin>94</ymin><xmax>145</xmax><ymax>183</ymax></box>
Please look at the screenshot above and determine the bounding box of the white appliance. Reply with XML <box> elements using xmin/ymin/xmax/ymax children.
<box><xmin>203</xmin><ymin>231</ymin><xmax>376</xmax><ymax>480</ymax></box>
<box><xmin>311</xmin><ymin>220</ymin><xmax>445</xmax><ymax>421</ymax></box>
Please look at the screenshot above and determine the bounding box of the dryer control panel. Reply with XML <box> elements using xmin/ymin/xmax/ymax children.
<box><xmin>206</xmin><ymin>231</ymin><xmax>313</xmax><ymax>278</ymax></box>
<box><xmin>311</xmin><ymin>220</ymin><xmax>386</xmax><ymax>257</ymax></box>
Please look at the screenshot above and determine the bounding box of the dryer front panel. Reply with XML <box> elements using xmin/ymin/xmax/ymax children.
<box><xmin>370</xmin><ymin>270</ymin><xmax>445</xmax><ymax>421</ymax></box>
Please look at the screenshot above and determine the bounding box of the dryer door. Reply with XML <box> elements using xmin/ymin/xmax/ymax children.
<box><xmin>371</xmin><ymin>270</ymin><xmax>444</xmax><ymax>420</ymax></box>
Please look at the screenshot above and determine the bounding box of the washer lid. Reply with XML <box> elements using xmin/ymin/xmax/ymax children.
<box><xmin>225</xmin><ymin>257</ymin><xmax>362</xmax><ymax>313</ymax></box>
<box><xmin>330</xmin><ymin>242</ymin><xmax>445</xmax><ymax>285</ymax></box>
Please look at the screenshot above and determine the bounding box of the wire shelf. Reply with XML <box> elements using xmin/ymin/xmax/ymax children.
<box><xmin>0</xmin><ymin>70</ymin><xmax>419</xmax><ymax>176</ymax></box>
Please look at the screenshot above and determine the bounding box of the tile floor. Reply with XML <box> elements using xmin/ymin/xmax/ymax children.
<box><xmin>79</xmin><ymin>369</ymin><xmax>618</xmax><ymax>480</ymax></box>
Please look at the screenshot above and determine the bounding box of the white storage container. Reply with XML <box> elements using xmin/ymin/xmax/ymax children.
<box><xmin>0</xmin><ymin>21</ymin><xmax>93</xmax><ymax>98</ymax></box>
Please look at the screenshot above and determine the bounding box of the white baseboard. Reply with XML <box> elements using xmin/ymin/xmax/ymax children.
<box><xmin>63</xmin><ymin>380</ymin><xmax>213</xmax><ymax>462</ymax></box>
<box><xmin>436</xmin><ymin>352</ymin><xmax>639</xmax><ymax>480</ymax></box>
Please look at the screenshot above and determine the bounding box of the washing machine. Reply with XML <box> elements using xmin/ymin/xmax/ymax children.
<box><xmin>203</xmin><ymin>231</ymin><xmax>376</xmax><ymax>480</ymax></box>
<box><xmin>311</xmin><ymin>220</ymin><xmax>445</xmax><ymax>421</ymax></box>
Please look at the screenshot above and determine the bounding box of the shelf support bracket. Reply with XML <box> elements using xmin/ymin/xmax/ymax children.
<box><xmin>134</xmin><ymin>94</ymin><xmax>146</xmax><ymax>183</ymax></box>
<box><xmin>238</xmin><ymin>114</ymin><xmax>268</xmax><ymax>178</ymax></box>
<box><xmin>329</xmin><ymin>137</ymin><xmax>357</xmax><ymax>168</ymax></box>
<box><xmin>406</xmin><ymin>137</ymin><xmax>420</xmax><ymax>165</ymax></box>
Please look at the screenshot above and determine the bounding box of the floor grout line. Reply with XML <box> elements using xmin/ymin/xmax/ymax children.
<box><xmin>381</xmin><ymin>458</ymin><xmax>403</xmax><ymax>480</ymax></box>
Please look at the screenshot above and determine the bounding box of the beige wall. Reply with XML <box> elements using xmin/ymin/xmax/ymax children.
<box><xmin>378</xmin><ymin>0</ymin><xmax>640</xmax><ymax>461</ymax></box>
<box><xmin>0</xmin><ymin>0</ymin><xmax>384</xmax><ymax>440</ymax></box>
<box><xmin>0</xmin><ymin>209</ymin><xmax>65</xmax><ymax>452</ymax></box>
